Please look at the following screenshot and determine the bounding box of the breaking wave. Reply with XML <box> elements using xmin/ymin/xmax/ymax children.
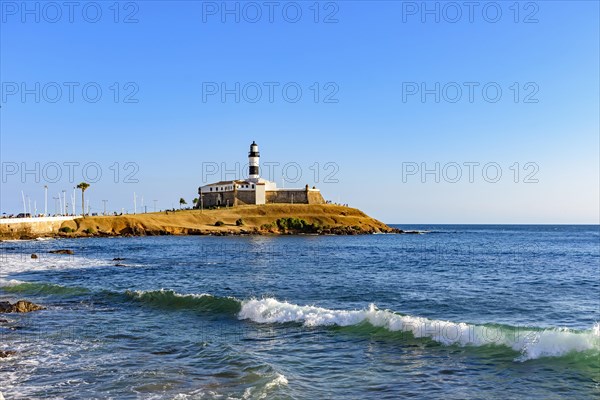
<box><xmin>238</xmin><ymin>298</ymin><xmax>600</xmax><ymax>361</ymax></box>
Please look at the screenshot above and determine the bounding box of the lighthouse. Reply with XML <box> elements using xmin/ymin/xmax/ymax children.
<box><xmin>248</xmin><ymin>141</ymin><xmax>260</xmax><ymax>182</ymax></box>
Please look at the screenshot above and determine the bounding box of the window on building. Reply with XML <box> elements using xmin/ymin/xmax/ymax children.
<box><xmin>252</xmin><ymin>184</ymin><xmax>255</xmax><ymax>189</ymax></box>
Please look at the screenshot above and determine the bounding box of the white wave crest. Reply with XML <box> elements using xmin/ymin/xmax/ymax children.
<box><xmin>242</xmin><ymin>373</ymin><xmax>288</xmax><ymax>400</ymax></box>
<box><xmin>126</xmin><ymin>289</ymin><xmax>213</xmax><ymax>299</ymax></box>
<box><xmin>264</xmin><ymin>373</ymin><xmax>288</xmax><ymax>391</ymax></box>
<box><xmin>0</xmin><ymin>278</ymin><xmax>27</xmax><ymax>287</ymax></box>
<box><xmin>238</xmin><ymin>298</ymin><xmax>600</xmax><ymax>361</ymax></box>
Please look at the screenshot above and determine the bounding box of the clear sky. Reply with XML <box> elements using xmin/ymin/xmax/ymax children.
<box><xmin>1</xmin><ymin>1</ymin><xmax>598</xmax><ymax>223</ymax></box>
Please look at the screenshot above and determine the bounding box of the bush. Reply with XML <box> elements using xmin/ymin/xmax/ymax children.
<box><xmin>235</xmin><ymin>218</ymin><xmax>244</xmax><ymax>226</ymax></box>
<box><xmin>276</xmin><ymin>218</ymin><xmax>287</xmax><ymax>230</ymax></box>
<box><xmin>83</xmin><ymin>228</ymin><xmax>95</xmax><ymax>234</ymax></box>
<box><xmin>59</xmin><ymin>227</ymin><xmax>73</xmax><ymax>233</ymax></box>
<box><xmin>260</xmin><ymin>223</ymin><xmax>273</xmax><ymax>230</ymax></box>
<box><xmin>214</xmin><ymin>221</ymin><xmax>225</xmax><ymax>227</ymax></box>
<box><xmin>274</xmin><ymin>218</ymin><xmax>316</xmax><ymax>233</ymax></box>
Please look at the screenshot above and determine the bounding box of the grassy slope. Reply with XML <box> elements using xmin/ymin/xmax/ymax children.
<box><xmin>61</xmin><ymin>204</ymin><xmax>394</xmax><ymax>236</ymax></box>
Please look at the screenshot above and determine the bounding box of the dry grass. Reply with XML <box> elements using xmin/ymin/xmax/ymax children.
<box><xmin>62</xmin><ymin>204</ymin><xmax>391</xmax><ymax>235</ymax></box>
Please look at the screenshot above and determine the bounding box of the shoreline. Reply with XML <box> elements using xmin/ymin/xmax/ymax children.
<box><xmin>1</xmin><ymin>204</ymin><xmax>405</xmax><ymax>240</ymax></box>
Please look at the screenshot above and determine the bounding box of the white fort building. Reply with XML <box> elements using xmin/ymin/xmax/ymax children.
<box><xmin>196</xmin><ymin>142</ymin><xmax>325</xmax><ymax>208</ymax></box>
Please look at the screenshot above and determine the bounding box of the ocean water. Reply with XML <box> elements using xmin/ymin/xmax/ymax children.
<box><xmin>0</xmin><ymin>225</ymin><xmax>598</xmax><ymax>399</ymax></box>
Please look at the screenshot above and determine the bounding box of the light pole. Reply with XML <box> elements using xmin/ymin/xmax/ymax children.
<box><xmin>62</xmin><ymin>190</ymin><xmax>66</xmax><ymax>215</ymax></box>
<box><xmin>102</xmin><ymin>200</ymin><xmax>108</xmax><ymax>216</ymax></box>
<box><xmin>44</xmin><ymin>185</ymin><xmax>48</xmax><ymax>216</ymax></box>
<box><xmin>21</xmin><ymin>191</ymin><xmax>26</xmax><ymax>214</ymax></box>
<box><xmin>72</xmin><ymin>188</ymin><xmax>76</xmax><ymax>215</ymax></box>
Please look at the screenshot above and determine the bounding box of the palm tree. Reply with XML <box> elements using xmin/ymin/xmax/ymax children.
<box><xmin>76</xmin><ymin>182</ymin><xmax>90</xmax><ymax>217</ymax></box>
<box><xmin>179</xmin><ymin>198</ymin><xmax>187</xmax><ymax>209</ymax></box>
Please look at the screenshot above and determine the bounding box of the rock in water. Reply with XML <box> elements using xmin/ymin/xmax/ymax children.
<box><xmin>0</xmin><ymin>300</ymin><xmax>45</xmax><ymax>313</ymax></box>
<box><xmin>0</xmin><ymin>350</ymin><xmax>16</xmax><ymax>358</ymax></box>
<box><xmin>31</xmin><ymin>253</ymin><xmax>38</xmax><ymax>259</ymax></box>
<box><xmin>13</xmin><ymin>300</ymin><xmax>45</xmax><ymax>312</ymax></box>
<box><xmin>49</xmin><ymin>249</ymin><xmax>74</xmax><ymax>255</ymax></box>
<box><xmin>0</xmin><ymin>302</ymin><xmax>12</xmax><ymax>313</ymax></box>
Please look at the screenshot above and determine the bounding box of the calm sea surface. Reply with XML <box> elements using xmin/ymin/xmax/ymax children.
<box><xmin>1</xmin><ymin>225</ymin><xmax>599</xmax><ymax>399</ymax></box>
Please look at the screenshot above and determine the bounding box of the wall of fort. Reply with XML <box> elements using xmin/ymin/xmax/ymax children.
<box><xmin>198</xmin><ymin>191</ymin><xmax>237</xmax><ymax>208</ymax></box>
<box><xmin>234</xmin><ymin>190</ymin><xmax>256</xmax><ymax>206</ymax></box>
<box><xmin>307</xmin><ymin>190</ymin><xmax>326</xmax><ymax>204</ymax></box>
<box><xmin>196</xmin><ymin>188</ymin><xmax>325</xmax><ymax>208</ymax></box>
<box><xmin>266</xmin><ymin>189</ymin><xmax>325</xmax><ymax>205</ymax></box>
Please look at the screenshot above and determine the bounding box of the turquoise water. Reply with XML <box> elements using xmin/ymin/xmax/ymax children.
<box><xmin>1</xmin><ymin>225</ymin><xmax>599</xmax><ymax>399</ymax></box>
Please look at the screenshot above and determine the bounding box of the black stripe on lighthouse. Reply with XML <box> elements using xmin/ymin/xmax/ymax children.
<box><xmin>249</xmin><ymin>166</ymin><xmax>259</xmax><ymax>175</ymax></box>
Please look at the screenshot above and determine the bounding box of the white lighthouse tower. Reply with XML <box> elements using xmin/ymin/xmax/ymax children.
<box><xmin>248</xmin><ymin>141</ymin><xmax>260</xmax><ymax>182</ymax></box>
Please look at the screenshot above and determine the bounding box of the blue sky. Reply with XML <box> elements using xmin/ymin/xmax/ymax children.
<box><xmin>1</xmin><ymin>1</ymin><xmax>598</xmax><ymax>223</ymax></box>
